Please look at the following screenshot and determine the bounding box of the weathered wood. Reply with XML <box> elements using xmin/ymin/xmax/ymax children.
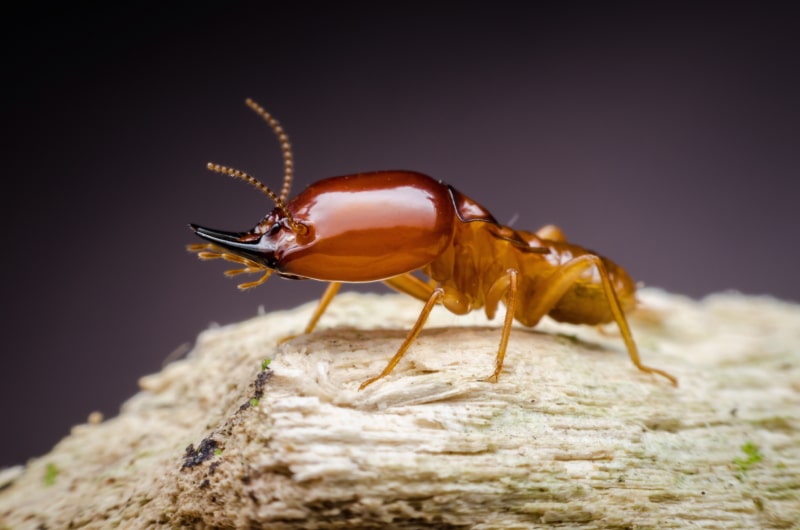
<box><xmin>1</xmin><ymin>290</ymin><xmax>798</xmax><ymax>528</ymax></box>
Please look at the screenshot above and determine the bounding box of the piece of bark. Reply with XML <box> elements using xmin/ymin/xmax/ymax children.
<box><xmin>1</xmin><ymin>290</ymin><xmax>798</xmax><ymax>529</ymax></box>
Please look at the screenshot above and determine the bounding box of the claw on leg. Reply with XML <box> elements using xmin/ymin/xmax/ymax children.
<box><xmin>359</xmin><ymin>288</ymin><xmax>444</xmax><ymax>390</ymax></box>
<box><xmin>480</xmin><ymin>269</ymin><xmax>519</xmax><ymax>383</ymax></box>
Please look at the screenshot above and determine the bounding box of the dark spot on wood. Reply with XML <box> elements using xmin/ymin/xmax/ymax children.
<box><xmin>253</xmin><ymin>368</ymin><xmax>273</xmax><ymax>400</ymax></box>
<box><xmin>240</xmin><ymin>368</ymin><xmax>274</xmax><ymax>410</ymax></box>
<box><xmin>181</xmin><ymin>438</ymin><xmax>219</xmax><ymax>469</ymax></box>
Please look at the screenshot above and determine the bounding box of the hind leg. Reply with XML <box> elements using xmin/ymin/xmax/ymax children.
<box><xmin>525</xmin><ymin>256</ymin><xmax>677</xmax><ymax>386</ymax></box>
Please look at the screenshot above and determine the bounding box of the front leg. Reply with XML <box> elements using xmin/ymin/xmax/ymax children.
<box><xmin>359</xmin><ymin>287</ymin><xmax>445</xmax><ymax>390</ymax></box>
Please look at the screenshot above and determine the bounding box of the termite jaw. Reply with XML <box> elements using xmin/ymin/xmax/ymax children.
<box><xmin>190</xmin><ymin>224</ymin><xmax>277</xmax><ymax>268</ymax></box>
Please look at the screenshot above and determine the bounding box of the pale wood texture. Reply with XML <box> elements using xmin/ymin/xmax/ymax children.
<box><xmin>1</xmin><ymin>290</ymin><xmax>798</xmax><ymax>529</ymax></box>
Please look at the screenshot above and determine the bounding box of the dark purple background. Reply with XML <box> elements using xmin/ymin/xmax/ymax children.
<box><xmin>2</xmin><ymin>3</ymin><xmax>798</xmax><ymax>467</ymax></box>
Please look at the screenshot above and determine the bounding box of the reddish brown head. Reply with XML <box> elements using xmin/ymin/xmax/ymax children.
<box><xmin>192</xmin><ymin>170</ymin><xmax>459</xmax><ymax>283</ymax></box>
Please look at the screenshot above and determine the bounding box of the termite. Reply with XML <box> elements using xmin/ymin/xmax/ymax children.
<box><xmin>189</xmin><ymin>99</ymin><xmax>678</xmax><ymax>389</ymax></box>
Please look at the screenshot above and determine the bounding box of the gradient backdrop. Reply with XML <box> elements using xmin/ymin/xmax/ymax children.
<box><xmin>2</xmin><ymin>3</ymin><xmax>798</xmax><ymax>467</ymax></box>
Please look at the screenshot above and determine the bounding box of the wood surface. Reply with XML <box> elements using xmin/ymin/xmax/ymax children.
<box><xmin>1</xmin><ymin>290</ymin><xmax>798</xmax><ymax>528</ymax></box>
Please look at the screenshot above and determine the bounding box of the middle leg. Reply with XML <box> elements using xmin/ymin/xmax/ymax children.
<box><xmin>482</xmin><ymin>268</ymin><xmax>520</xmax><ymax>383</ymax></box>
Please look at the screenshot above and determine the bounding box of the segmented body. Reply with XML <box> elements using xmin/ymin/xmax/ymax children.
<box><xmin>422</xmin><ymin>218</ymin><xmax>636</xmax><ymax>327</ymax></box>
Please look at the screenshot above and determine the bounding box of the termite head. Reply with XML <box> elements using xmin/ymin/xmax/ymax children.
<box><xmin>190</xmin><ymin>168</ymin><xmax>459</xmax><ymax>288</ymax></box>
<box><xmin>189</xmin><ymin>100</ymin><xmax>458</xmax><ymax>290</ymax></box>
<box><xmin>188</xmin><ymin>99</ymin><xmax>306</xmax><ymax>290</ymax></box>
<box><xmin>188</xmin><ymin>160</ymin><xmax>309</xmax><ymax>289</ymax></box>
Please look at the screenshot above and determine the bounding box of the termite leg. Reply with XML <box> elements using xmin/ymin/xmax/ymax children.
<box><xmin>529</xmin><ymin>255</ymin><xmax>678</xmax><ymax>386</ymax></box>
<box><xmin>588</xmin><ymin>257</ymin><xmax>677</xmax><ymax>386</ymax></box>
<box><xmin>482</xmin><ymin>269</ymin><xmax>519</xmax><ymax>383</ymax></box>
<box><xmin>359</xmin><ymin>288</ymin><xmax>444</xmax><ymax>390</ymax></box>
<box><xmin>303</xmin><ymin>281</ymin><xmax>341</xmax><ymax>334</ymax></box>
<box><xmin>278</xmin><ymin>282</ymin><xmax>341</xmax><ymax>344</ymax></box>
<box><xmin>383</xmin><ymin>272</ymin><xmax>435</xmax><ymax>302</ymax></box>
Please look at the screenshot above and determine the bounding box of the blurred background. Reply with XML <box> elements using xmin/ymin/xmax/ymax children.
<box><xmin>2</xmin><ymin>3</ymin><xmax>798</xmax><ymax>467</ymax></box>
